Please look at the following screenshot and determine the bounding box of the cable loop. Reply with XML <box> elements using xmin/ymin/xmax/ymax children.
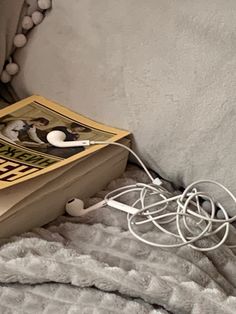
<box><xmin>105</xmin><ymin>181</ymin><xmax>236</xmax><ymax>251</ymax></box>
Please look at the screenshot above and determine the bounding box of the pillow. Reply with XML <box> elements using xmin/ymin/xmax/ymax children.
<box><xmin>12</xmin><ymin>0</ymin><xmax>236</xmax><ymax>215</ymax></box>
<box><xmin>0</xmin><ymin>0</ymin><xmax>52</xmax><ymax>85</ymax></box>
<box><xmin>0</xmin><ymin>0</ymin><xmax>25</xmax><ymax>76</ymax></box>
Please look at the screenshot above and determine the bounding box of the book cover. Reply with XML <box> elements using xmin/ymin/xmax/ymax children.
<box><xmin>0</xmin><ymin>96</ymin><xmax>130</xmax><ymax>189</ymax></box>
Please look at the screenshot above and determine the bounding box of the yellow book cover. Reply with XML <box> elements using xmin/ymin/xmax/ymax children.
<box><xmin>0</xmin><ymin>96</ymin><xmax>130</xmax><ymax>189</ymax></box>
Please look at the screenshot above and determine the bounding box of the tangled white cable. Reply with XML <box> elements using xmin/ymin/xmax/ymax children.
<box><xmin>47</xmin><ymin>130</ymin><xmax>236</xmax><ymax>251</ymax></box>
<box><xmin>103</xmin><ymin>180</ymin><xmax>236</xmax><ymax>251</ymax></box>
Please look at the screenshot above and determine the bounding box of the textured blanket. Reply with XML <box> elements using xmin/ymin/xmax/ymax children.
<box><xmin>0</xmin><ymin>166</ymin><xmax>236</xmax><ymax>314</ymax></box>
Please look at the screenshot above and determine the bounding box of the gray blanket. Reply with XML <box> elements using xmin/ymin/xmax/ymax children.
<box><xmin>0</xmin><ymin>166</ymin><xmax>236</xmax><ymax>314</ymax></box>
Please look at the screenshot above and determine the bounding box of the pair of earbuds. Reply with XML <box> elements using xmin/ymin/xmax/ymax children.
<box><xmin>47</xmin><ymin>129</ymin><xmax>162</xmax><ymax>216</ymax></box>
<box><xmin>47</xmin><ymin>130</ymin><xmax>162</xmax><ymax>217</ymax></box>
<box><xmin>47</xmin><ymin>130</ymin><xmax>236</xmax><ymax>251</ymax></box>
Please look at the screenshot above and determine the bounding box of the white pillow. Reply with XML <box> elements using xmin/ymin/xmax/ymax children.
<box><xmin>12</xmin><ymin>0</ymin><xmax>236</xmax><ymax>215</ymax></box>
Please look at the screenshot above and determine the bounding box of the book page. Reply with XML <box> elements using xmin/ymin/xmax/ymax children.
<box><xmin>0</xmin><ymin>96</ymin><xmax>130</xmax><ymax>189</ymax></box>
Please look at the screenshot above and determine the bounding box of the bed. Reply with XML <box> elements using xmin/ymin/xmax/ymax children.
<box><xmin>1</xmin><ymin>1</ymin><xmax>236</xmax><ymax>313</ymax></box>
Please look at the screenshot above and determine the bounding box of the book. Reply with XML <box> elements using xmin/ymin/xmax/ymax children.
<box><xmin>0</xmin><ymin>96</ymin><xmax>130</xmax><ymax>238</ymax></box>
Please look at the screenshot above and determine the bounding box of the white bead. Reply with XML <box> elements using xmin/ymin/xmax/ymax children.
<box><xmin>32</xmin><ymin>11</ymin><xmax>44</xmax><ymax>25</ymax></box>
<box><xmin>13</xmin><ymin>34</ymin><xmax>27</xmax><ymax>48</ymax></box>
<box><xmin>0</xmin><ymin>70</ymin><xmax>11</xmax><ymax>83</ymax></box>
<box><xmin>5</xmin><ymin>63</ymin><xmax>19</xmax><ymax>76</ymax></box>
<box><xmin>22</xmin><ymin>16</ymin><xmax>34</xmax><ymax>30</ymax></box>
<box><xmin>38</xmin><ymin>0</ymin><xmax>51</xmax><ymax>10</ymax></box>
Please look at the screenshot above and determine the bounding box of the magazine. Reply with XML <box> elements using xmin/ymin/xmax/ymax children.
<box><xmin>0</xmin><ymin>96</ymin><xmax>130</xmax><ymax>189</ymax></box>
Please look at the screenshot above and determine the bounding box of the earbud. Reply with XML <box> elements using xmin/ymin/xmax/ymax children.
<box><xmin>47</xmin><ymin>130</ymin><xmax>90</xmax><ymax>147</ymax></box>
<box><xmin>66</xmin><ymin>198</ymin><xmax>107</xmax><ymax>216</ymax></box>
<box><xmin>66</xmin><ymin>198</ymin><xmax>85</xmax><ymax>216</ymax></box>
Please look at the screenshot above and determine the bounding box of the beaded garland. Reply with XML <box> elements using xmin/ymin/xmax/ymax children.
<box><xmin>0</xmin><ymin>0</ymin><xmax>52</xmax><ymax>84</ymax></box>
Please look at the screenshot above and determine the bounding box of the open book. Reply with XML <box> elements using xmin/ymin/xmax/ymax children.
<box><xmin>0</xmin><ymin>96</ymin><xmax>130</xmax><ymax>237</ymax></box>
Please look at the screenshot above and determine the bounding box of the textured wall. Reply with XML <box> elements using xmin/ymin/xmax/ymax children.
<box><xmin>12</xmin><ymin>0</ymin><xmax>236</xmax><ymax>211</ymax></box>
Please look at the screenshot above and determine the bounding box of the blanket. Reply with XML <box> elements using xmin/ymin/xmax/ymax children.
<box><xmin>0</xmin><ymin>166</ymin><xmax>236</xmax><ymax>314</ymax></box>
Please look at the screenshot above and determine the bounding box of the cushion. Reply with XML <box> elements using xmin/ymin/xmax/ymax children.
<box><xmin>12</xmin><ymin>0</ymin><xmax>236</xmax><ymax>215</ymax></box>
<box><xmin>0</xmin><ymin>0</ymin><xmax>25</xmax><ymax>75</ymax></box>
<box><xmin>0</xmin><ymin>0</ymin><xmax>52</xmax><ymax>85</ymax></box>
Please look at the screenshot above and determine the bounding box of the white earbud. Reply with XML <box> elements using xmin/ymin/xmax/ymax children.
<box><xmin>47</xmin><ymin>130</ymin><xmax>90</xmax><ymax>147</ymax></box>
<box><xmin>66</xmin><ymin>198</ymin><xmax>85</xmax><ymax>216</ymax></box>
<box><xmin>66</xmin><ymin>198</ymin><xmax>107</xmax><ymax>216</ymax></box>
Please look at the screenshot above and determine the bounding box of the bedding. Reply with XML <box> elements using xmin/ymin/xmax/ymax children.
<box><xmin>11</xmin><ymin>0</ymin><xmax>236</xmax><ymax>215</ymax></box>
<box><xmin>0</xmin><ymin>165</ymin><xmax>236</xmax><ymax>314</ymax></box>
